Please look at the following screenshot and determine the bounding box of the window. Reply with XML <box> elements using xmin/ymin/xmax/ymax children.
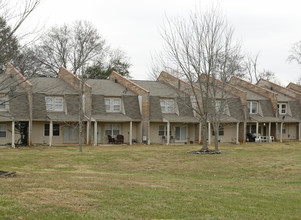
<box><xmin>45</xmin><ymin>97</ymin><xmax>64</xmax><ymax>111</ymax></box>
<box><xmin>44</xmin><ymin>124</ymin><xmax>60</xmax><ymax>136</ymax></box>
<box><xmin>212</xmin><ymin>125</ymin><xmax>224</xmax><ymax>136</ymax></box>
<box><xmin>105</xmin><ymin>124</ymin><xmax>120</xmax><ymax>136</ymax></box>
<box><xmin>277</xmin><ymin>103</ymin><xmax>287</xmax><ymax>115</ymax></box>
<box><xmin>278</xmin><ymin>124</ymin><xmax>286</xmax><ymax>134</ymax></box>
<box><xmin>104</xmin><ymin>98</ymin><xmax>121</xmax><ymax>112</ymax></box>
<box><xmin>0</xmin><ymin>124</ymin><xmax>6</xmax><ymax>138</ymax></box>
<box><xmin>0</xmin><ymin>100</ymin><xmax>7</xmax><ymax>110</ymax></box>
<box><xmin>64</xmin><ymin>126</ymin><xmax>78</xmax><ymax>141</ymax></box>
<box><xmin>215</xmin><ymin>100</ymin><xmax>226</xmax><ymax>114</ymax></box>
<box><xmin>158</xmin><ymin>125</ymin><xmax>171</xmax><ymax>136</ymax></box>
<box><xmin>160</xmin><ymin>99</ymin><xmax>174</xmax><ymax>113</ymax></box>
<box><xmin>247</xmin><ymin>102</ymin><xmax>258</xmax><ymax>114</ymax></box>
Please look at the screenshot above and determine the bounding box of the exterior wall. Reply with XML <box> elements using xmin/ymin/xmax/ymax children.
<box><xmin>92</xmin><ymin>122</ymin><xmax>138</xmax><ymax>144</ymax></box>
<box><xmin>150</xmin><ymin>122</ymin><xmax>196</xmax><ymax>144</ymax></box>
<box><xmin>278</xmin><ymin>123</ymin><xmax>298</xmax><ymax>140</ymax></box>
<box><xmin>209</xmin><ymin>124</ymin><xmax>237</xmax><ymax>143</ymax></box>
<box><xmin>0</xmin><ymin>122</ymin><xmax>21</xmax><ymax>145</ymax></box>
<box><xmin>32</xmin><ymin>121</ymin><xmax>73</xmax><ymax>145</ymax></box>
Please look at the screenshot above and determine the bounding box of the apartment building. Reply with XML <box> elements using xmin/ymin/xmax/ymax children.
<box><xmin>1</xmin><ymin>63</ymin><xmax>301</xmax><ymax>146</ymax></box>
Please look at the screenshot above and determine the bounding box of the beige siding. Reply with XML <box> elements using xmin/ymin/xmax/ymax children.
<box><xmin>0</xmin><ymin>122</ymin><xmax>21</xmax><ymax>145</ymax></box>
<box><xmin>150</xmin><ymin>122</ymin><xmax>196</xmax><ymax>144</ymax></box>
<box><xmin>210</xmin><ymin>124</ymin><xmax>237</xmax><ymax>143</ymax></box>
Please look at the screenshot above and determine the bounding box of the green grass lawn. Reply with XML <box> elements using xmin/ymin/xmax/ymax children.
<box><xmin>0</xmin><ymin>142</ymin><xmax>301</xmax><ymax>219</ymax></box>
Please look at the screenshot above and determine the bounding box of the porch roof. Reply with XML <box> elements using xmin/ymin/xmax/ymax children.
<box><xmin>0</xmin><ymin>112</ymin><xmax>13</xmax><ymax>121</ymax></box>
<box><xmin>92</xmin><ymin>113</ymin><xmax>139</xmax><ymax>122</ymax></box>
<box><xmin>162</xmin><ymin>114</ymin><xmax>198</xmax><ymax>123</ymax></box>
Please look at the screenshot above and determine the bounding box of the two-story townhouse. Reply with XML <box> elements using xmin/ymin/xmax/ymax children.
<box><xmin>132</xmin><ymin>79</ymin><xmax>198</xmax><ymax>144</ymax></box>
<box><xmin>157</xmin><ymin>71</ymin><xmax>246</xmax><ymax>144</ymax></box>
<box><xmin>0</xmin><ymin>63</ymin><xmax>32</xmax><ymax>147</ymax></box>
<box><xmin>86</xmin><ymin>78</ymin><xmax>141</xmax><ymax>145</ymax></box>
<box><xmin>257</xmin><ymin>79</ymin><xmax>301</xmax><ymax>142</ymax></box>
<box><xmin>229</xmin><ymin>76</ymin><xmax>279</xmax><ymax>142</ymax></box>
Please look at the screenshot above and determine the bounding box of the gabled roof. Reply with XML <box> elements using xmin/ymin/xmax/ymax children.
<box><xmin>30</xmin><ymin>77</ymin><xmax>78</xmax><ymax>94</ymax></box>
<box><xmin>132</xmin><ymin>80</ymin><xmax>182</xmax><ymax>97</ymax></box>
<box><xmin>86</xmin><ymin>79</ymin><xmax>135</xmax><ymax>96</ymax></box>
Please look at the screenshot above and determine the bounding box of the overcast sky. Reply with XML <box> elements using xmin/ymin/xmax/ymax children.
<box><xmin>23</xmin><ymin>0</ymin><xmax>301</xmax><ymax>84</ymax></box>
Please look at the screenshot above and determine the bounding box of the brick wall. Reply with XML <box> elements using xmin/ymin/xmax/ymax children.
<box><xmin>5</xmin><ymin>63</ymin><xmax>33</xmax><ymax>145</ymax></box>
<box><xmin>57</xmin><ymin>67</ymin><xmax>92</xmax><ymax>117</ymax></box>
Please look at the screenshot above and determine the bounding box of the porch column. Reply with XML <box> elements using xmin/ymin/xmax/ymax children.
<box><xmin>280</xmin><ymin>122</ymin><xmax>283</xmax><ymax>143</ymax></box>
<box><xmin>49</xmin><ymin>121</ymin><xmax>53</xmax><ymax>146</ymax></box>
<box><xmin>11</xmin><ymin>121</ymin><xmax>15</xmax><ymax>148</ymax></box>
<box><xmin>256</xmin><ymin>122</ymin><xmax>259</xmax><ymax>138</ymax></box>
<box><xmin>86</xmin><ymin>121</ymin><xmax>91</xmax><ymax>145</ymax></box>
<box><xmin>299</xmin><ymin>123</ymin><xmax>301</xmax><ymax>141</ymax></box>
<box><xmin>268</xmin><ymin>122</ymin><xmax>271</xmax><ymax>142</ymax></box>
<box><xmin>129</xmin><ymin>121</ymin><xmax>133</xmax><ymax>145</ymax></box>
<box><xmin>94</xmin><ymin>121</ymin><xmax>97</xmax><ymax>146</ymax></box>
<box><xmin>28</xmin><ymin>120</ymin><xmax>32</xmax><ymax>146</ymax></box>
<box><xmin>236</xmin><ymin>122</ymin><xmax>239</xmax><ymax>144</ymax></box>
<box><xmin>166</xmin><ymin>121</ymin><xmax>170</xmax><ymax>145</ymax></box>
<box><xmin>208</xmin><ymin>122</ymin><xmax>211</xmax><ymax>145</ymax></box>
<box><xmin>198</xmin><ymin>122</ymin><xmax>202</xmax><ymax>144</ymax></box>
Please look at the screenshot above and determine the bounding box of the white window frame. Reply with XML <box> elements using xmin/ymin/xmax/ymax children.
<box><xmin>158</xmin><ymin>124</ymin><xmax>171</xmax><ymax>136</ymax></box>
<box><xmin>247</xmin><ymin>101</ymin><xmax>258</xmax><ymax>114</ymax></box>
<box><xmin>105</xmin><ymin>124</ymin><xmax>120</xmax><ymax>136</ymax></box>
<box><xmin>45</xmin><ymin>96</ymin><xmax>64</xmax><ymax>112</ymax></box>
<box><xmin>0</xmin><ymin>124</ymin><xmax>6</xmax><ymax>138</ymax></box>
<box><xmin>160</xmin><ymin>99</ymin><xmax>174</xmax><ymax>113</ymax></box>
<box><xmin>277</xmin><ymin>103</ymin><xmax>287</xmax><ymax>115</ymax></box>
<box><xmin>104</xmin><ymin>98</ymin><xmax>121</xmax><ymax>112</ymax></box>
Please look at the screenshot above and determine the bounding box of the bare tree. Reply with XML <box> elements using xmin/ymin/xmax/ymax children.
<box><xmin>158</xmin><ymin>6</ymin><xmax>243</xmax><ymax>152</ymax></box>
<box><xmin>34</xmin><ymin>20</ymin><xmax>107</xmax><ymax>76</ymax></box>
<box><xmin>245</xmin><ymin>53</ymin><xmax>276</xmax><ymax>83</ymax></box>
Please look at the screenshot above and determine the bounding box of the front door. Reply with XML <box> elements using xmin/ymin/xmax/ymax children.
<box><xmin>175</xmin><ymin>126</ymin><xmax>187</xmax><ymax>142</ymax></box>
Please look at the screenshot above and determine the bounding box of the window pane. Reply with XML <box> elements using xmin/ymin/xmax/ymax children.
<box><xmin>113</xmin><ymin>99</ymin><xmax>121</xmax><ymax>111</ymax></box>
<box><xmin>54</xmin><ymin>97</ymin><xmax>63</xmax><ymax>111</ymax></box>
<box><xmin>160</xmin><ymin>100</ymin><xmax>165</xmax><ymax>112</ymax></box>
<box><xmin>166</xmin><ymin>100</ymin><xmax>174</xmax><ymax>113</ymax></box>
<box><xmin>158</xmin><ymin>125</ymin><xmax>165</xmax><ymax>136</ymax></box>
<box><xmin>105</xmin><ymin>99</ymin><xmax>110</xmax><ymax>111</ymax></box>
<box><xmin>45</xmin><ymin>97</ymin><xmax>53</xmax><ymax>111</ymax></box>
<box><xmin>251</xmin><ymin>102</ymin><xmax>257</xmax><ymax>114</ymax></box>
<box><xmin>53</xmin><ymin>124</ymin><xmax>60</xmax><ymax>136</ymax></box>
<box><xmin>0</xmin><ymin>124</ymin><xmax>6</xmax><ymax>137</ymax></box>
<box><xmin>44</xmin><ymin>124</ymin><xmax>49</xmax><ymax>136</ymax></box>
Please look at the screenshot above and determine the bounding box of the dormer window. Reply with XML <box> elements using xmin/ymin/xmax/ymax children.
<box><xmin>160</xmin><ymin>99</ymin><xmax>174</xmax><ymax>113</ymax></box>
<box><xmin>277</xmin><ymin>103</ymin><xmax>287</xmax><ymax>115</ymax></box>
<box><xmin>45</xmin><ymin>96</ymin><xmax>64</xmax><ymax>111</ymax></box>
<box><xmin>247</xmin><ymin>101</ymin><xmax>258</xmax><ymax>114</ymax></box>
<box><xmin>105</xmin><ymin>98</ymin><xmax>121</xmax><ymax>112</ymax></box>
